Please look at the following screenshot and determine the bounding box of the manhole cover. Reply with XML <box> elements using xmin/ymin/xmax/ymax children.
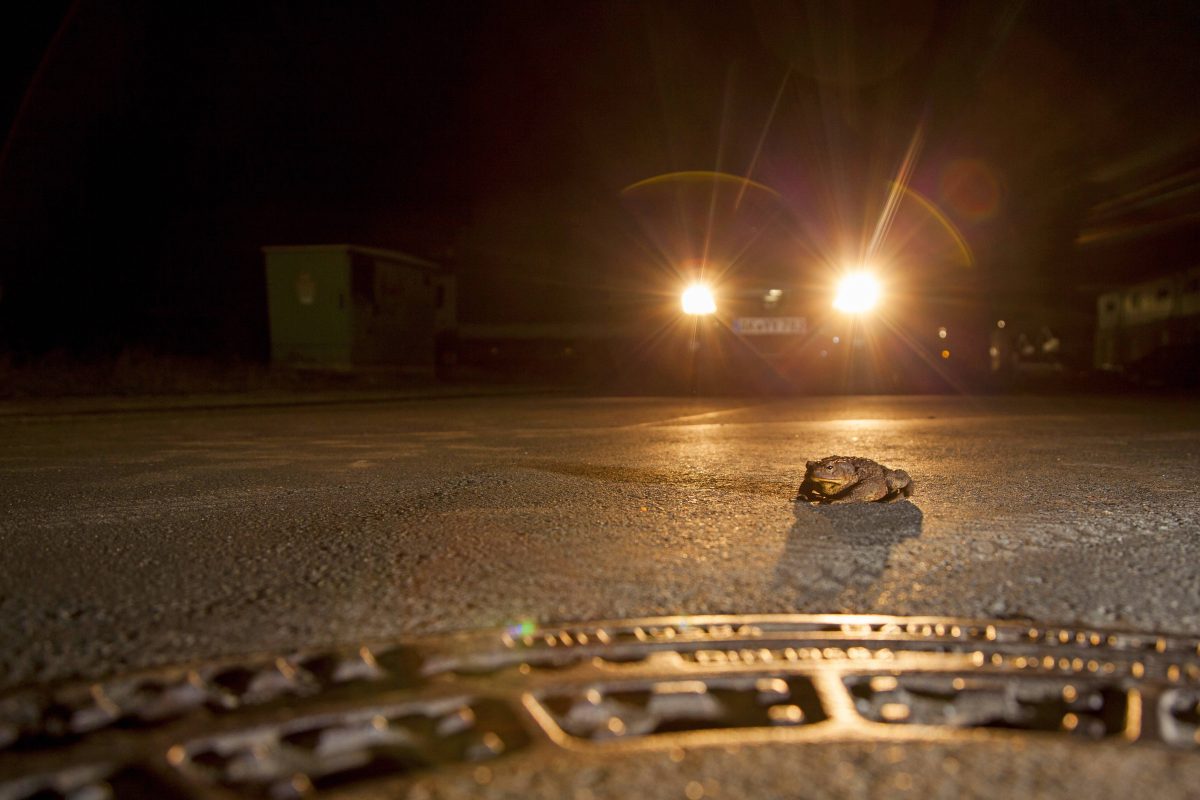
<box><xmin>2</xmin><ymin>614</ymin><xmax>1199</xmax><ymax>798</ymax></box>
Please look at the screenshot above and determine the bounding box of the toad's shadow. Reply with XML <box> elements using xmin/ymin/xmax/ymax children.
<box><xmin>772</xmin><ymin>500</ymin><xmax>923</xmax><ymax>608</ymax></box>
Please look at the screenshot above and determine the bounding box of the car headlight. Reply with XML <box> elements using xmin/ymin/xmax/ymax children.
<box><xmin>681</xmin><ymin>283</ymin><xmax>717</xmax><ymax>315</ymax></box>
<box><xmin>833</xmin><ymin>271</ymin><xmax>881</xmax><ymax>313</ymax></box>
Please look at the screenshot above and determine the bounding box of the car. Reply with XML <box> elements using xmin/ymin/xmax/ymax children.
<box><xmin>661</xmin><ymin>268</ymin><xmax>990</xmax><ymax>394</ymax></box>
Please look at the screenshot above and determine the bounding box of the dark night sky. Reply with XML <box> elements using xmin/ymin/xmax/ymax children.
<box><xmin>1</xmin><ymin>0</ymin><xmax>1198</xmax><ymax>356</ymax></box>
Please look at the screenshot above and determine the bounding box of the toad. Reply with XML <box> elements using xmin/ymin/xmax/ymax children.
<box><xmin>797</xmin><ymin>456</ymin><xmax>913</xmax><ymax>504</ymax></box>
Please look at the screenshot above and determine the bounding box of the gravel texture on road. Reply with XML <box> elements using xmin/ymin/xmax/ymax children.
<box><xmin>406</xmin><ymin>737</ymin><xmax>1200</xmax><ymax>800</ymax></box>
<box><xmin>2</xmin><ymin>394</ymin><xmax>1199</xmax><ymax>688</ymax></box>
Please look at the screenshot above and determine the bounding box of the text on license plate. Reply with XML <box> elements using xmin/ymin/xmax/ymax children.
<box><xmin>733</xmin><ymin>317</ymin><xmax>807</xmax><ymax>335</ymax></box>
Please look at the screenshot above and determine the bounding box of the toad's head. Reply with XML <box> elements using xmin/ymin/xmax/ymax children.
<box><xmin>804</xmin><ymin>457</ymin><xmax>859</xmax><ymax>493</ymax></box>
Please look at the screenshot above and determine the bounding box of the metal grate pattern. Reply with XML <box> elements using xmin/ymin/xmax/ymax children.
<box><xmin>1</xmin><ymin>614</ymin><xmax>1198</xmax><ymax>798</ymax></box>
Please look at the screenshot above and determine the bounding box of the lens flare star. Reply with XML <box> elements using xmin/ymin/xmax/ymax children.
<box><xmin>833</xmin><ymin>272</ymin><xmax>882</xmax><ymax>313</ymax></box>
<box><xmin>681</xmin><ymin>283</ymin><xmax>717</xmax><ymax>315</ymax></box>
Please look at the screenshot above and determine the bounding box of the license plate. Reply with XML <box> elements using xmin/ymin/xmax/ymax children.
<box><xmin>733</xmin><ymin>316</ymin><xmax>807</xmax><ymax>335</ymax></box>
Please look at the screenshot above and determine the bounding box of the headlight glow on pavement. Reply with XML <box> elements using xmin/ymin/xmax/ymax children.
<box><xmin>833</xmin><ymin>271</ymin><xmax>881</xmax><ymax>313</ymax></box>
<box><xmin>681</xmin><ymin>283</ymin><xmax>717</xmax><ymax>315</ymax></box>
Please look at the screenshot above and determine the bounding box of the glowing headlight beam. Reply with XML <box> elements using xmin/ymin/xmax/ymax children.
<box><xmin>681</xmin><ymin>283</ymin><xmax>717</xmax><ymax>315</ymax></box>
<box><xmin>833</xmin><ymin>272</ymin><xmax>881</xmax><ymax>314</ymax></box>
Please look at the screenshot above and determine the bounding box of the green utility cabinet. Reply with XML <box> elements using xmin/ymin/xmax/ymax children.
<box><xmin>263</xmin><ymin>244</ymin><xmax>454</xmax><ymax>369</ymax></box>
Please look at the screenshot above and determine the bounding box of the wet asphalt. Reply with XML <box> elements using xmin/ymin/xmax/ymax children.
<box><xmin>1</xmin><ymin>393</ymin><xmax>1199</xmax><ymax>688</ymax></box>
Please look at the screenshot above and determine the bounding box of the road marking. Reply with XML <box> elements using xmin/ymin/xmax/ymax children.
<box><xmin>626</xmin><ymin>404</ymin><xmax>771</xmax><ymax>429</ymax></box>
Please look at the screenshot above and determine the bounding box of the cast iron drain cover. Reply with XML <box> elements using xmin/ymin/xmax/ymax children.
<box><xmin>2</xmin><ymin>614</ymin><xmax>1199</xmax><ymax>798</ymax></box>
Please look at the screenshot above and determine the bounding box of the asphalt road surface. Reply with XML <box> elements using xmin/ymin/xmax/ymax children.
<box><xmin>2</xmin><ymin>393</ymin><xmax>1199</xmax><ymax>689</ymax></box>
